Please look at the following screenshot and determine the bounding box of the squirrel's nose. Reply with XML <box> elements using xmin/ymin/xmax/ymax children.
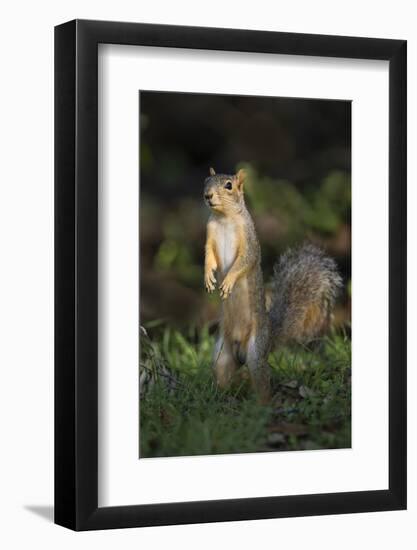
<box><xmin>205</xmin><ymin>192</ymin><xmax>213</xmax><ymax>201</ymax></box>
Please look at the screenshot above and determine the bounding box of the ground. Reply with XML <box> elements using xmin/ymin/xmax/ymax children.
<box><xmin>139</xmin><ymin>323</ymin><xmax>351</xmax><ymax>458</ymax></box>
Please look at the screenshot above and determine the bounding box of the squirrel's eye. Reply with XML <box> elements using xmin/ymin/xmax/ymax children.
<box><xmin>224</xmin><ymin>181</ymin><xmax>233</xmax><ymax>190</ymax></box>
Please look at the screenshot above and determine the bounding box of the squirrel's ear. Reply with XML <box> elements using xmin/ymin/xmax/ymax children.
<box><xmin>236</xmin><ymin>169</ymin><xmax>246</xmax><ymax>189</ymax></box>
<box><xmin>209</xmin><ymin>167</ymin><xmax>216</xmax><ymax>176</ymax></box>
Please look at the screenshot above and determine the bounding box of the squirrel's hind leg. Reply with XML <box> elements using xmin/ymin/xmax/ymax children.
<box><xmin>246</xmin><ymin>332</ymin><xmax>271</xmax><ymax>404</ymax></box>
<box><xmin>212</xmin><ymin>335</ymin><xmax>238</xmax><ymax>389</ymax></box>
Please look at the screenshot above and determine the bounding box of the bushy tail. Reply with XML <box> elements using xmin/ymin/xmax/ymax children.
<box><xmin>269</xmin><ymin>244</ymin><xmax>343</xmax><ymax>346</ymax></box>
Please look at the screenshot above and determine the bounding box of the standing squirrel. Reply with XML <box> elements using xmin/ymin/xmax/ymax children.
<box><xmin>204</xmin><ymin>167</ymin><xmax>342</xmax><ymax>402</ymax></box>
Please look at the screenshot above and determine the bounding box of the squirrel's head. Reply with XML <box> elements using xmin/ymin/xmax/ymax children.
<box><xmin>203</xmin><ymin>167</ymin><xmax>246</xmax><ymax>215</ymax></box>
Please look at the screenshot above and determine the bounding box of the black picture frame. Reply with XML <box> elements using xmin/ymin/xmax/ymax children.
<box><xmin>55</xmin><ymin>19</ymin><xmax>407</xmax><ymax>531</ymax></box>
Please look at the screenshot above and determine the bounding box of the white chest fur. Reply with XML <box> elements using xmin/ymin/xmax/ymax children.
<box><xmin>215</xmin><ymin>218</ymin><xmax>238</xmax><ymax>274</ymax></box>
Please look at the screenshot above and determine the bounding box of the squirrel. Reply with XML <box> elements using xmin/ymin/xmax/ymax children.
<box><xmin>204</xmin><ymin>167</ymin><xmax>342</xmax><ymax>403</ymax></box>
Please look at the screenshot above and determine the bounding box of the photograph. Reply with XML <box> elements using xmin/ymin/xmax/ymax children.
<box><xmin>139</xmin><ymin>90</ymin><xmax>352</xmax><ymax>458</ymax></box>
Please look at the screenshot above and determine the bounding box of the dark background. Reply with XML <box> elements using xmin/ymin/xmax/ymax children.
<box><xmin>140</xmin><ymin>91</ymin><xmax>351</xmax><ymax>328</ymax></box>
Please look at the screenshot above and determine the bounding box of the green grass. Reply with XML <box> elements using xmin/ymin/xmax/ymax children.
<box><xmin>140</xmin><ymin>324</ymin><xmax>351</xmax><ymax>458</ymax></box>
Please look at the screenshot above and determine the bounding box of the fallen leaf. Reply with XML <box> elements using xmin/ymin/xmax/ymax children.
<box><xmin>299</xmin><ymin>385</ymin><xmax>315</xmax><ymax>398</ymax></box>
<box><xmin>282</xmin><ymin>379</ymin><xmax>298</xmax><ymax>389</ymax></box>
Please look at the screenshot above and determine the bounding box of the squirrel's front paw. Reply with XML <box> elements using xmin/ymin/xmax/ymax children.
<box><xmin>205</xmin><ymin>270</ymin><xmax>216</xmax><ymax>293</ymax></box>
<box><xmin>220</xmin><ymin>276</ymin><xmax>235</xmax><ymax>300</ymax></box>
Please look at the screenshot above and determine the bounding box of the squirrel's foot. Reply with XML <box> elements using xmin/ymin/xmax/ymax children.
<box><xmin>220</xmin><ymin>276</ymin><xmax>235</xmax><ymax>299</ymax></box>
<box><xmin>205</xmin><ymin>270</ymin><xmax>216</xmax><ymax>293</ymax></box>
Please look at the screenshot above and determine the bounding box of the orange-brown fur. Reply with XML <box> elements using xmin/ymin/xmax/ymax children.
<box><xmin>204</xmin><ymin>168</ymin><xmax>270</xmax><ymax>401</ymax></box>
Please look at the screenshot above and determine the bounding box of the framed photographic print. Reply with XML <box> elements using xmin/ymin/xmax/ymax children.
<box><xmin>55</xmin><ymin>19</ymin><xmax>406</xmax><ymax>530</ymax></box>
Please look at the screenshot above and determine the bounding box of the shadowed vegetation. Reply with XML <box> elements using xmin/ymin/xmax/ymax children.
<box><xmin>140</xmin><ymin>324</ymin><xmax>351</xmax><ymax>458</ymax></box>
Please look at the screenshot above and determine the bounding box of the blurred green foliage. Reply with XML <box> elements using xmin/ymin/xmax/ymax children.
<box><xmin>242</xmin><ymin>163</ymin><xmax>351</xmax><ymax>242</ymax></box>
<box><xmin>139</xmin><ymin>92</ymin><xmax>351</xmax><ymax>327</ymax></box>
